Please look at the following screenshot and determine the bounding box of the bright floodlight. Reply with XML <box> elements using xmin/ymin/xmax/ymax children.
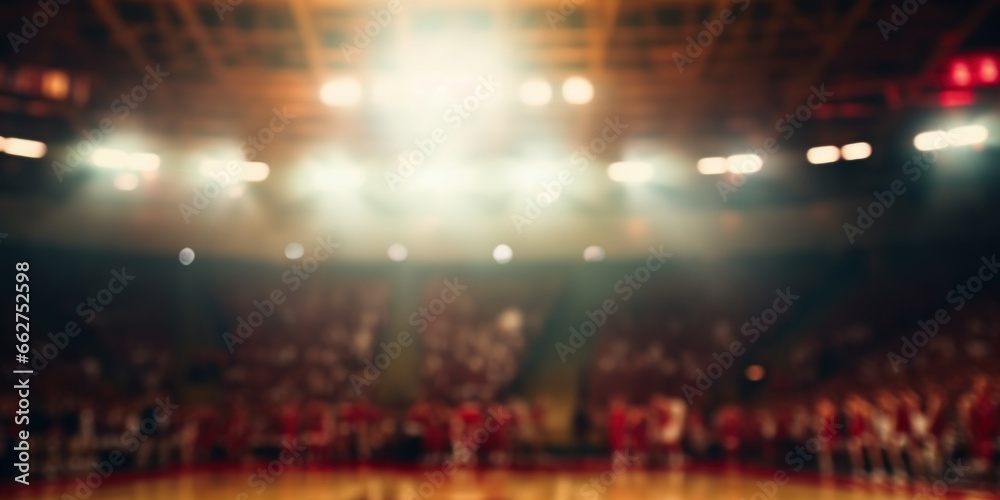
<box><xmin>493</xmin><ymin>244</ymin><xmax>513</xmax><ymax>264</ymax></box>
<box><xmin>320</xmin><ymin>78</ymin><xmax>363</xmax><ymax>107</ymax></box>
<box><xmin>414</xmin><ymin>168</ymin><xmax>475</xmax><ymax>191</ymax></box>
<box><xmin>285</xmin><ymin>242</ymin><xmax>304</xmax><ymax>259</ymax></box>
<box><xmin>227</xmin><ymin>183</ymin><xmax>246</xmax><ymax>198</ymax></box>
<box><xmin>607</xmin><ymin>161</ymin><xmax>653</xmax><ymax>184</ymax></box>
<box><xmin>520</xmin><ymin>79</ymin><xmax>552</xmax><ymax>106</ymax></box>
<box><xmin>113</xmin><ymin>172</ymin><xmax>139</xmax><ymax>191</ymax></box>
<box><xmin>948</xmin><ymin>125</ymin><xmax>989</xmax><ymax>147</ymax></box>
<box><xmin>806</xmin><ymin>146</ymin><xmax>840</xmax><ymax>165</ymax></box>
<box><xmin>387</xmin><ymin>244</ymin><xmax>408</xmax><ymax>262</ymax></box>
<box><xmin>727</xmin><ymin>154</ymin><xmax>763</xmax><ymax>174</ymax></box>
<box><xmin>315</xmin><ymin>166</ymin><xmax>366</xmax><ymax>190</ymax></box>
<box><xmin>93</xmin><ymin>148</ymin><xmax>128</xmax><ymax>168</ymax></box>
<box><xmin>841</xmin><ymin>142</ymin><xmax>872</xmax><ymax>161</ymax></box>
<box><xmin>562</xmin><ymin>76</ymin><xmax>594</xmax><ymax>105</ymax></box>
<box><xmin>696</xmin><ymin>157</ymin><xmax>728</xmax><ymax>175</ymax></box>
<box><xmin>129</xmin><ymin>152</ymin><xmax>161</xmax><ymax>171</ymax></box>
<box><xmin>583</xmin><ymin>246</ymin><xmax>606</xmax><ymax>262</ymax></box>
<box><xmin>914</xmin><ymin>130</ymin><xmax>950</xmax><ymax>151</ymax></box>
<box><xmin>4</xmin><ymin>138</ymin><xmax>47</xmax><ymax>159</ymax></box>
<box><xmin>240</xmin><ymin>162</ymin><xmax>270</xmax><ymax>182</ymax></box>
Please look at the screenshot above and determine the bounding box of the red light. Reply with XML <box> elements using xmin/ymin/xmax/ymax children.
<box><xmin>980</xmin><ymin>58</ymin><xmax>998</xmax><ymax>84</ymax></box>
<box><xmin>952</xmin><ymin>61</ymin><xmax>972</xmax><ymax>86</ymax></box>
<box><xmin>939</xmin><ymin>90</ymin><xmax>975</xmax><ymax>107</ymax></box>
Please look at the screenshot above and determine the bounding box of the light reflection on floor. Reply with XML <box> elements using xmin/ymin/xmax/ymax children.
<box><xmin>9</xmin><ymin>468</ymin><xmax>995</xmax><ymax>500</ymax></box>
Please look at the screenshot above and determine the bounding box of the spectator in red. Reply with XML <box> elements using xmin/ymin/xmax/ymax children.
<box><xmin>966</xmin><ymin>375</ymin><xmax>996</xmax><ymax>478</ymax></box>
<box><xmin>716</xmin><ymin>405</ymin><xmax>742</xmax><ymax>464</ymax></box>
<box><xmin>626</xmin><ymin>405</ymin><xmax>649</xmax><ymax>465</ymax></box>
<box><xmin>608</xmin><ymin>398</ymin><xmax>627</xmax><ymax>460</ymax></box>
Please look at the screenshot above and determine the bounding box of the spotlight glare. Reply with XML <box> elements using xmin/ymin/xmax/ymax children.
<box><xmin>607</xmin><ymin>161</ymin><xmax>653</xmax><ymax>184</ymax></box>
<box><xmin>519</xmin><ymin>79</ymin><xmax>553</xmax><ymax>106</ymax></box>
<box><xmin>414</xmin><ymin>168</ymin><xmax>475</xmax><ymax>191</ymax></box>
<box><xmin>948</xmin><ymin>125</ymin><xmax>989</xmax><ymax>147</ymax></box>
<box><xmin>113</xmin><ymin>172</ymin><xmax>139</xmax><ymax>191</ymax></box>
<box><xmin>4</xmin><ymin>138</ymin><xmax>47</xmax><ymax>159</ymax></box>
<box><xmin>841</xmin><ymin>142</ymin><xmax>872</xmax><ymax>161</ymax></box>
<box><xmin>320</xmin><ymin>77</ymin><xmax>363</xmax><ymax>107</ymax></box>
<box><xmin>387</xmin><ymin>244</ymin><xmax>408</xmax><ymax>262</ymax></box>
<box><xmin>314</xmin><ymin>166</ymin><xmax>366</xmax><ymax>190</ymax></box>
<box><xmin>583</xmin><ymin>246</ymin><xmax>606</xmax><ymax>262</ymax></box>
<box><xmin>284</xmin><ymin>242</ymin><xmax>305</xmax><ymax>260</ymax></box>
<box><xmin>227</xmin><ymin>183</ymin><xmax>247</xmax><ymax>198</ymax></box>
<box><xmin>129</xmin><ymin>152</ymin><xmax>161</xmax><ymax>171</ymax></box>
<box><xmin>562</xmin><ymin>76</ymin><xmax>594</xmax><ymax>105</ymax></box>
<box><xmin>806</xmin><ymin>146</ymin><xmax>840</xmax><ymax>165</ymax></box>
<box><xmin>914</xmin><ymin>130</ymin><xmax>949</xmax><ymax>151</ymax></box>
<box><xmin>241</xmin><ymin>162</ymin><xmax>270</xmax><ymax>182</ymax></box>
<box><xmin>493</xmin><ymin>244</ymin><xmax>513</xmax><ymax>264</ymax></box>
<box><xmin>696</xmin><ymin>157</ymin><xmax>728</xmax><ymax>175</ymax></box>
<box><xmin>727</xmin><ymin>154</ymin><xmax>763</xmax><ymax>174</ymax></box>
<box><xmin>93</xmin><ymin>147</ymin><xmax>128</xmax><ymax>168</ymax></box>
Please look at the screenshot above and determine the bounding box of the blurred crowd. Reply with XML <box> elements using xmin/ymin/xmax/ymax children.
<box><xmin>2</xmin><ymin>262</ymin><xmax>999</xmax><ymax>492</ymax></box>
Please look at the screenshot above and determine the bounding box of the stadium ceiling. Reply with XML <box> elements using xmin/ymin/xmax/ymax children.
<box><xmin>4</xmin><ymin>0</ymin><xmax>998</xmax><ymax>152</ymax></box>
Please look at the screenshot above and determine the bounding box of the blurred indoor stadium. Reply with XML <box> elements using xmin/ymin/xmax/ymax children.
<box><xmin>2</xmin><ymin>0</ymin><xmax>1000</xmax><ymax>499</ymax></box>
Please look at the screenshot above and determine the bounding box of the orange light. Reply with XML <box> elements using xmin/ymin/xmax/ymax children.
<box><xmin>952</xmin><ymin>61</ymin><xmax>972</xmax><ymax>86</ymax></box>
<box><xmin>745</xmin><ymin>365</ymin><xmax>765</xmax><ymax>382</ymax></box>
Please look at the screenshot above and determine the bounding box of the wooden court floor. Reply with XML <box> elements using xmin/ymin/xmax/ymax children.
<box><xmin>9</xmin><ymin>469</ymin><xmax>998</xmax><ymax>500</ymax></box>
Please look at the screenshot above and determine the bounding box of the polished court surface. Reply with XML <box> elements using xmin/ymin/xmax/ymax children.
<box><xmin>10</xmin><ymin>469</ymin><xmax>998</xmax><ymax>500</ymax></box>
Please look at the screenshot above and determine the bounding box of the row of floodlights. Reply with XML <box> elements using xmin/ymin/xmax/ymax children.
<box><xmin>320</xmin><ymin>76</ymin><xmax>596</xmax><ymax>107</ymax></box>
<box><xmin>5</xmin><ymin>125</ymin><xmax>990</xmax><ymax>191</ymax></box>
<box><xmin>281</xmin><ymin>242</ymin><xmax>607</xmax><ymax>264</ymax></box>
